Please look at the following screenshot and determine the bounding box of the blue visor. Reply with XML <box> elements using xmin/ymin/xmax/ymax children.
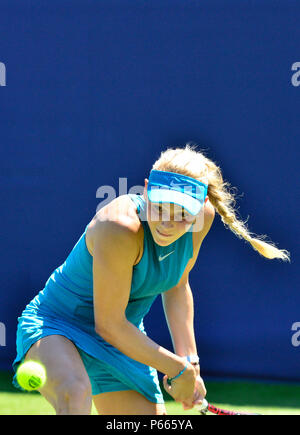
<box><xmin>147</xmin><ymin>170</ymin><xmax>208</xmax><ymax>216</ymax></box>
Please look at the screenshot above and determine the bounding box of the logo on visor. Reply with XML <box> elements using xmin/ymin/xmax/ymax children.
<box><xmin>169</xmin><ymin>180</ymin><xmax>192</xmax><ymax>190</ymax></box>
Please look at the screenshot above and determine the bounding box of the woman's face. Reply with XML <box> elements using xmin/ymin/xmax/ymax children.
<box><xmin>144</xmin><ymin>184</ymin><xmax>196</xmax><ymax>246</ymax></box>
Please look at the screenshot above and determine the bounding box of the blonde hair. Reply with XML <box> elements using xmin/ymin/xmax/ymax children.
<box><xmin>152</xmin><ymin>144</ymin><xmax>290</xmax><ymax>262</ymax></box>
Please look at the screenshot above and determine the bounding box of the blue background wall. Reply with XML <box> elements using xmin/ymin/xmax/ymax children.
<box><xmin>0</xmin><ymin>0</ymin><xmax>299</xmax><ymax>381</ymax></box>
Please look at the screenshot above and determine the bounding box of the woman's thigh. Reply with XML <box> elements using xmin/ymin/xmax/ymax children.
<box><xmin>93</xmin><ymin>389</ymin><xmax>167</xmax><ymax>415</ymax></box>
<box><xmin>25</xmin><ymin>334</ymin><xmax>92</xmax><ymax>414</ymax></box>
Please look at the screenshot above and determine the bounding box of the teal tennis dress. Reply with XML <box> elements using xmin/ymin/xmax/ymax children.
<box><xmin>13</xmin><ymin>194</ymin><xmax>194</xmax><ymax>403</ymax></box>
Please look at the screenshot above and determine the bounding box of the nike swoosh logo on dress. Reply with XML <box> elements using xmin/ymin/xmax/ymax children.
<box><xmin>158</xmin><ymin>251</ymin><xmax>175</xmax><ymax>261</ymax></box>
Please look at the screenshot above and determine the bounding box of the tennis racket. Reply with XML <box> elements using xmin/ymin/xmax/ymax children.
<box><xmin>197</xmin><ymin>399</ymin><xmax>261</xmax><ymax>415</ymax></box>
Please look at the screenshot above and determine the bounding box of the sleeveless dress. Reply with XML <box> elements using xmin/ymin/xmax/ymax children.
<box><xmin>13</xmin><ymin>194</ymin><xmax>194</xmax><ymax>403</ymax></box>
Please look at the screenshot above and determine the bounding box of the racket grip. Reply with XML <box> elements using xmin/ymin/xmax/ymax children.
<box><xmin>196</xmin><ymin>398</ymin><xmax>209</xmax><ymax>413</ymax></box>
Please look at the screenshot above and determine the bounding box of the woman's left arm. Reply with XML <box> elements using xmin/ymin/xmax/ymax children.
<box><xmin>162</xmin><ymin>201</ymin><xmax>215</xmax><ymax>407</ymax></box>
<box><xmin>162</xmin><ymin>275</ymin><xmax>205</xmax><ymax>408</ymax></box>
<box><xmin>162</xmin><ymin>278</ymin><xmax>198</xmax><ymax>362</ymax></box>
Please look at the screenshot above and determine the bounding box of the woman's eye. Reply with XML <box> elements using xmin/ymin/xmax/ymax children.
<box><xmin>173</xmin><ymin>214</ymin><xmax>185</xmax><ymax>222</ymax></box>
<box><xmin>152</xmin><ymin>205</ymin><xmax>162</xmax><ymax>214</ymax></box>
<box><xmin>182</xmin><ymin>214</ymin><xmax>195</xmax><ymax>224</ymax></box>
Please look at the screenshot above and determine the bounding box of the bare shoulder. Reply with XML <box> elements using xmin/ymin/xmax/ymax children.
<box><xmin>85</xmin><ymin>195</ymin><xmax>143</xmax><ymax>257</ymax></box>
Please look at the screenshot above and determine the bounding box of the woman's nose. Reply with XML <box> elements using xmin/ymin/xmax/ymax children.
<box><xmin>161</xmin><ymin>220</ymin><xmax>175</xmax><ymax>229</ymax></box>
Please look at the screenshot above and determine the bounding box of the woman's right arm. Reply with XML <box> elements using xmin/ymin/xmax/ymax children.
<box><xmin>92</xmin><ymin>218</ymin><xmax>196</xmax><ymax>405</ymax></box>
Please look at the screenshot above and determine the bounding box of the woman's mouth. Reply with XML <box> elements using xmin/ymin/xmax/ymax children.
<box><xmin>156</xmin><ymin>228</ymin><xmax>173</xmax><ymax>238</ymax></box>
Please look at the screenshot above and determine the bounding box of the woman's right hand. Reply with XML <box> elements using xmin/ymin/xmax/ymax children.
<box><xmin>162</xmin><ymin>363</ymin><xmax>196</xmax><ymax>407</ymax></box>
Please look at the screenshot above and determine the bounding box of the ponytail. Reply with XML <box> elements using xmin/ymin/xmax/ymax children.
<box><xmin>153</xmin><ymin>144</ymin><xmax>291</xmax><ymax>262</ymax></box>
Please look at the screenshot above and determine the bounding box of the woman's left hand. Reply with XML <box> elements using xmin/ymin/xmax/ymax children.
<box><xmin>182</xmin><ymin>374</ymin><xmax>207</xmax><ymax>410</ymax></box>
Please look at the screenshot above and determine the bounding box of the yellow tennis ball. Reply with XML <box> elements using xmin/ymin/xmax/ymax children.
<box><xmin>16</xmin><ymin>360</ymin><xmax>47</xmax><ymax>391</ymax></box>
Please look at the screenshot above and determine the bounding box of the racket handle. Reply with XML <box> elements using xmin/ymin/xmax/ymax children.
<box><xmin>196</xmin><ymin>399</ymin><xmax>261</xmax><ymax>415</ymax></box>
<box><xmin>196</xmin><ymin>398</ymin><xmax>209</xmax><ymax>414</ymax></box>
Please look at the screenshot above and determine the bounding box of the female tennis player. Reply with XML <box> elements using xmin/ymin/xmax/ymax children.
<box><xmin>13</xmin><ymin>145</ymin><xmax>290</xmax><ymax>415</ymax></box>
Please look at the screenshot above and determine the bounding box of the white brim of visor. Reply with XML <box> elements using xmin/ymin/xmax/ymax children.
<box><xmin>147</xmin><ymin>188</ymin><xmax>203</xmax><ymax>216</ymax></box>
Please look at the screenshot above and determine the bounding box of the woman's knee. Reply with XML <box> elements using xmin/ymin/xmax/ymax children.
<box><xmin>55</xmin><ymin>377</ymin><xmax>92</xmax><ymax>415</ymax></box>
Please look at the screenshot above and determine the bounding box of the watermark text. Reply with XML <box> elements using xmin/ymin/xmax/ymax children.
<box><xmin>291</xmin><ymin>322</ymin><xmax>300</xmax><ymax>347</ymax></box>
<box><xmin>0</xmin><ymin>62</ymin><xmax>6</xmax><ymax>86</ymax></box>
<box><xmin>291</xmin><ymin>62</ymin><xmax>300</xmax><ymax>87</ymax></box>
<box><xmin>95</xmin><ymin>178</ymin><xmax>205</xmax><ymax>232</ymax></box>
<box><xmin>0</xmin><ymin>322</ymin><xmax>6</xmax><ymax>346</ymax></box>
